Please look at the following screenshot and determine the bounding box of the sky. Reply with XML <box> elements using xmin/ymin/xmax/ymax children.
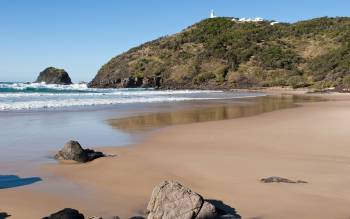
<box><xmin>0</xmin><ymin>0</ymin><xmax>349</xmax><ymax>82</ymax></box>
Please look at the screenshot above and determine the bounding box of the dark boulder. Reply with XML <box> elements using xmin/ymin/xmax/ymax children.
<box><xmin>155</xmin><ymin>76</ymin><xmax>162</xmax><ymax>88</ymax></box>
<box><xmin>122</xmin><ymin>77</ymin><xmax>136</xmax><ymax>88</ymax></box>
<box><xmin>135</xmin><ymin>77</ymin><xmax>143</xmax><ymax>87</ymax></box>
<box><xmin>35</xmin><ymin>67</ymin><xmax>72</xmax><ymax>85</ymax></box>
<box><xmin>141</xmin><ymin>77</ymin><xmax>154</xmax><ymax>88</ymax></box>
<box><xmin>55</xmin><ymin>140</ymin><xmax>105</xmax><ymax>163</ymax></box>
<box><xmin>42</xmin><ymin>208</ymin><xmax>85</xmax><ymax>219</ymax></box>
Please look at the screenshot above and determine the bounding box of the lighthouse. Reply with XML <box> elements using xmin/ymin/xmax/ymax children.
<box><xmin>210</xmin><ymin>9</ymin><xmax>216</xmax><ymax>18</ymax></box>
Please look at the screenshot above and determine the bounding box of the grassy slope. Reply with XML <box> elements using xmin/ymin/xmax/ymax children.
<box><xmin>89</xmin><ymin>17</ymin><xmax>350</xmax><ymax>90</ymax></box>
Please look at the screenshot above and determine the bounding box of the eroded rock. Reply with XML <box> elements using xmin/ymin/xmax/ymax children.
<box><xmin>147</xmin><ymin>180</ymin><xmax>203</xmax><ymax>219</ymax></box>
<box><xmin>55</xmin><ymin>140</ymin><xmax>105</xmax><ymax>163</ymax></box>
<box><xmin>147</xmin><ymin>180</ymin><xmax>241</xmax><ymax>219</ymax></box>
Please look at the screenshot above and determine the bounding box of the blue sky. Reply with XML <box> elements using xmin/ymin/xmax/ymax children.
<box><xmin>1</xmin><ymin>0</ymin><xmax>349</xmax><ymax>82</ymax></box>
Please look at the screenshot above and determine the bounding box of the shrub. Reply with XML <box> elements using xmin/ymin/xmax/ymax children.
<box><xmin>193</xmin><ymin>72</ymin><xmax>216</xmax><ymax>84</ymax></box>
<box><xmin>287</xmin><ymin>75</ymin><xmax>307</xmax><ymax>88</ymax></box>
<box><xmin>342</xmin><ymin>75</ymin><xmax>350</xmax><ymax>89</ymax></box>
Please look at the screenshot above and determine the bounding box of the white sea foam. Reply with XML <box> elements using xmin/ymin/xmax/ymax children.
<box><xmin>0</xmin><ymin>82</ymin><xmax>263</xmax><ymax>111</ymax></box>
<box><xmin>0</xmin><ymin>82</ymin><xmax>89</xmax><ymax>90</ymax></box>
<box><xmin>0</xmin><ymin>95</ymin><xmax>262</xmax><ymax>111</ymax></box>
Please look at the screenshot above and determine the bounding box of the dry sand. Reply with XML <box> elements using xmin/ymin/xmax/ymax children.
<box><xmin>1</xmin><ymin>94</ymin><xmax>350</xmax><ymax>219</ymax></box>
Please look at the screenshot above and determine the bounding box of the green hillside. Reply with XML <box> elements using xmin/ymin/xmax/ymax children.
<box><xmin>89</xmin><ymin>17</ymin><xmax>350</xmax><ymax>90</ymax></box>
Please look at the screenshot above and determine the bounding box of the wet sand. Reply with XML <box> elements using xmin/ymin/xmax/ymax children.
<box><xmin>1</xmin><ymin>94</ymin><xmax>350</xmax><ymax>218</ymax></box>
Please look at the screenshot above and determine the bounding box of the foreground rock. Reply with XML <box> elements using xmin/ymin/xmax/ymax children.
<box><xmin>35</xmin><ymin>67</ymin><xmax>72</xmax><ymax>85</ymax></box>
<box><xmin>55</xmin><ymin>140</ymin><xmax>105</xmax><ymax>163</ymax></box>
<box><xmin>43</xmin><ymin>208</ymin><xmax>85</xmax><ymax>219</ymax></box>
<box><xmin>147</xmin><ymin>180</ymin><xmax>240</xmax><ymax>219</ymax></box>
<box><xmin>260</xmin><ymin>176</ymin><xmax>308</xmax><ymax>184</ymax></box>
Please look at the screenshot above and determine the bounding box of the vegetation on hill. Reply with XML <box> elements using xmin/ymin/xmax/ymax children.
<box><xmin>89</xmin><ymin>17</ymin><xmax>350</xmax><ymax>90</ymax></box>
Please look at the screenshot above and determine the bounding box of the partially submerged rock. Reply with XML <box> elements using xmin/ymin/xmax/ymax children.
<box><xmin>43</xmin><ymin>208</ymin><xmax>85</xmax><ymax>219</ymax></box>
<box><xmin>35</xmin><ymin>67</ymin><xmax>72</xmax><ymax>85</ymax></box>
<box><xmin>146</xmin><ymin>180</ymin><xmax>240</xmax><ymax>219</ymax></box>
<box><xmin>260</xmin><ymin>176</ymin><xmax>308</xmax><ymax>184</ymax></box>
<box><xmin>55</xmin><ymin>140</ymin><xmax>105</xmax><ymax>163</ymax></box>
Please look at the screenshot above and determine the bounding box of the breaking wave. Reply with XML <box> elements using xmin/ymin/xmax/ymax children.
<box><xmin>0</xmin><ymin>82</ymin><xmax>263</xmax><ymax>111</ymax></box>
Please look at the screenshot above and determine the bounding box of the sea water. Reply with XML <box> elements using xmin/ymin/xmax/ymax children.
<box><xmin>0</xmin><ymin>82</ymin><xmax>260</xmax><ymax>111</ymax></box>
<box><xmin>0</xmin><ymin>82</ymin><xmax>265</xmax><ymax>174</ymax></box>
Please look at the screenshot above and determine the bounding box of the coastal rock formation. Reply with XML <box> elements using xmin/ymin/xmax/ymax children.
<box><xmin>89</xmin><ymin>17</ymin><xmax>350</xmax><ymax>90</ymax></box>
<box><xmin>89</xmin><ymin>76</ymin><xmax>162</xmax><ymax>88</ymax></box>
<box><xmin>146</xmin><ymin>180</ymin><xmax>240</xmax><ymax>219</ymax></box>
<box><xmin>43</xmin><ymin>208</ymin><xmax>85</xmax><ymax>219</ymax></box>
<box><xmin>35</xmin><ymin>67</ymin><xmax>72</xmax><ymax>85</ymax></box>
<box><xmin>55</xmin><ymin>140</ymin><xmax>105</xmax><ymax>163</ymax></box>
<box><xmin>260</xmin><ymin>176</ymin><xmax>308</xmax><ymax>184</ymax></box>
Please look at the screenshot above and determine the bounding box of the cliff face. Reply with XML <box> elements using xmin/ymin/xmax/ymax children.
<box><xmin>89</xmin><ymin>17</ymin><xmax>350</xmax><ymax>90</ymax></box>
<box><xmin>35</xmin><ymin>67</ymin><xmax>72</xmax><ymax>85</ymax></box>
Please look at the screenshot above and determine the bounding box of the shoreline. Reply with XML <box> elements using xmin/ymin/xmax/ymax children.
<box><xmin>1</xmin><ymin>92</ymin><xmax>350</xmax><ymax>218</ymax></box>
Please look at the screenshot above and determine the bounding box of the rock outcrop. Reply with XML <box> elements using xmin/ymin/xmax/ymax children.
<box><xmin>43</xmin><ymin>208</ymin><xmax>85</xmax><ymax>219</ymax></box>
<box><xmin>35</xmin><ymin>67</ymin><xmax>72</xmax><ymax>85</ymax></box>
<box><xmin>260</xmin><ymin>176</ymin><xmax>308</xmax><ymax>184</ymax></box>
<box><xmin>146</xmin><ymin>180</ymin><xmax>240</xmax><ymax>219</ymax></box>
<box><xmin>55</xmin><ymin>140</ymin><xmax>105</xmax><ymax>163</ymax></box>
<box><xmin>89</xmin><ymin>76</ymin><xmax>162</xmax><ymax>89</ymax></box>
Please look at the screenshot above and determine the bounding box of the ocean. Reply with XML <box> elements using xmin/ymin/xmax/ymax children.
<box><xmin>0</xmin><ymin>82</ymin><xmax>265</xmax><ymax>174</ymax></box>
<box><xmin>0</xmin><ymin>82</ymin><xmax>260</xmax><ymax>111</ymax></box>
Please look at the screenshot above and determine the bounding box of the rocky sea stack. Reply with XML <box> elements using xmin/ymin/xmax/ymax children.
<box><xmin>35</xmin><ymin>67</ymin><xmax>72</xmax><ymax>85</ymax></box>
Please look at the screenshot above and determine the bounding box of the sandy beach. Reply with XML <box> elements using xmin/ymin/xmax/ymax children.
<box><xmin>1</xmin><ymin>93</ymin><xmax>350</xmax><ymax>219</ymax></box>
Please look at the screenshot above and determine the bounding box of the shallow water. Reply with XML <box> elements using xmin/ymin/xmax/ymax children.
<box><xmin>0</xmin><ymin>90</ymin><xmax>263</xmax><ymax>174</ymax></box>
<box><xmin>109</xmin><ymin>95</ymin><xmax>324</xmax><ymax>132</ymax></box>
<box><xmin>0</xmin><ymin>92</ymin><xmax>323</xmax><ymax>177</ymax></box>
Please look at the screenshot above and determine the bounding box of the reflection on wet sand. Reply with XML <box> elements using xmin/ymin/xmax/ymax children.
<box><xmin>108</xmin><ymin>95</ymin><xmax>324</xmax><ymax>132</ymax></box>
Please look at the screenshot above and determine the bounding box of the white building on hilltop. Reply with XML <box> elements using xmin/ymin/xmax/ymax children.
<box><xmin>209</xmin><ymin>10</ymin><xmax>279</xmax><ymax>26</ymax></box>
<box><xmin>235</xmin><ymin>17</ymin><xmax>265</xmax><ymax>22</ymax></box>
<box><xmin>210</xmin><ymin>10</ymin><xmax>216</xmax><ymax>18</ymax></box>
